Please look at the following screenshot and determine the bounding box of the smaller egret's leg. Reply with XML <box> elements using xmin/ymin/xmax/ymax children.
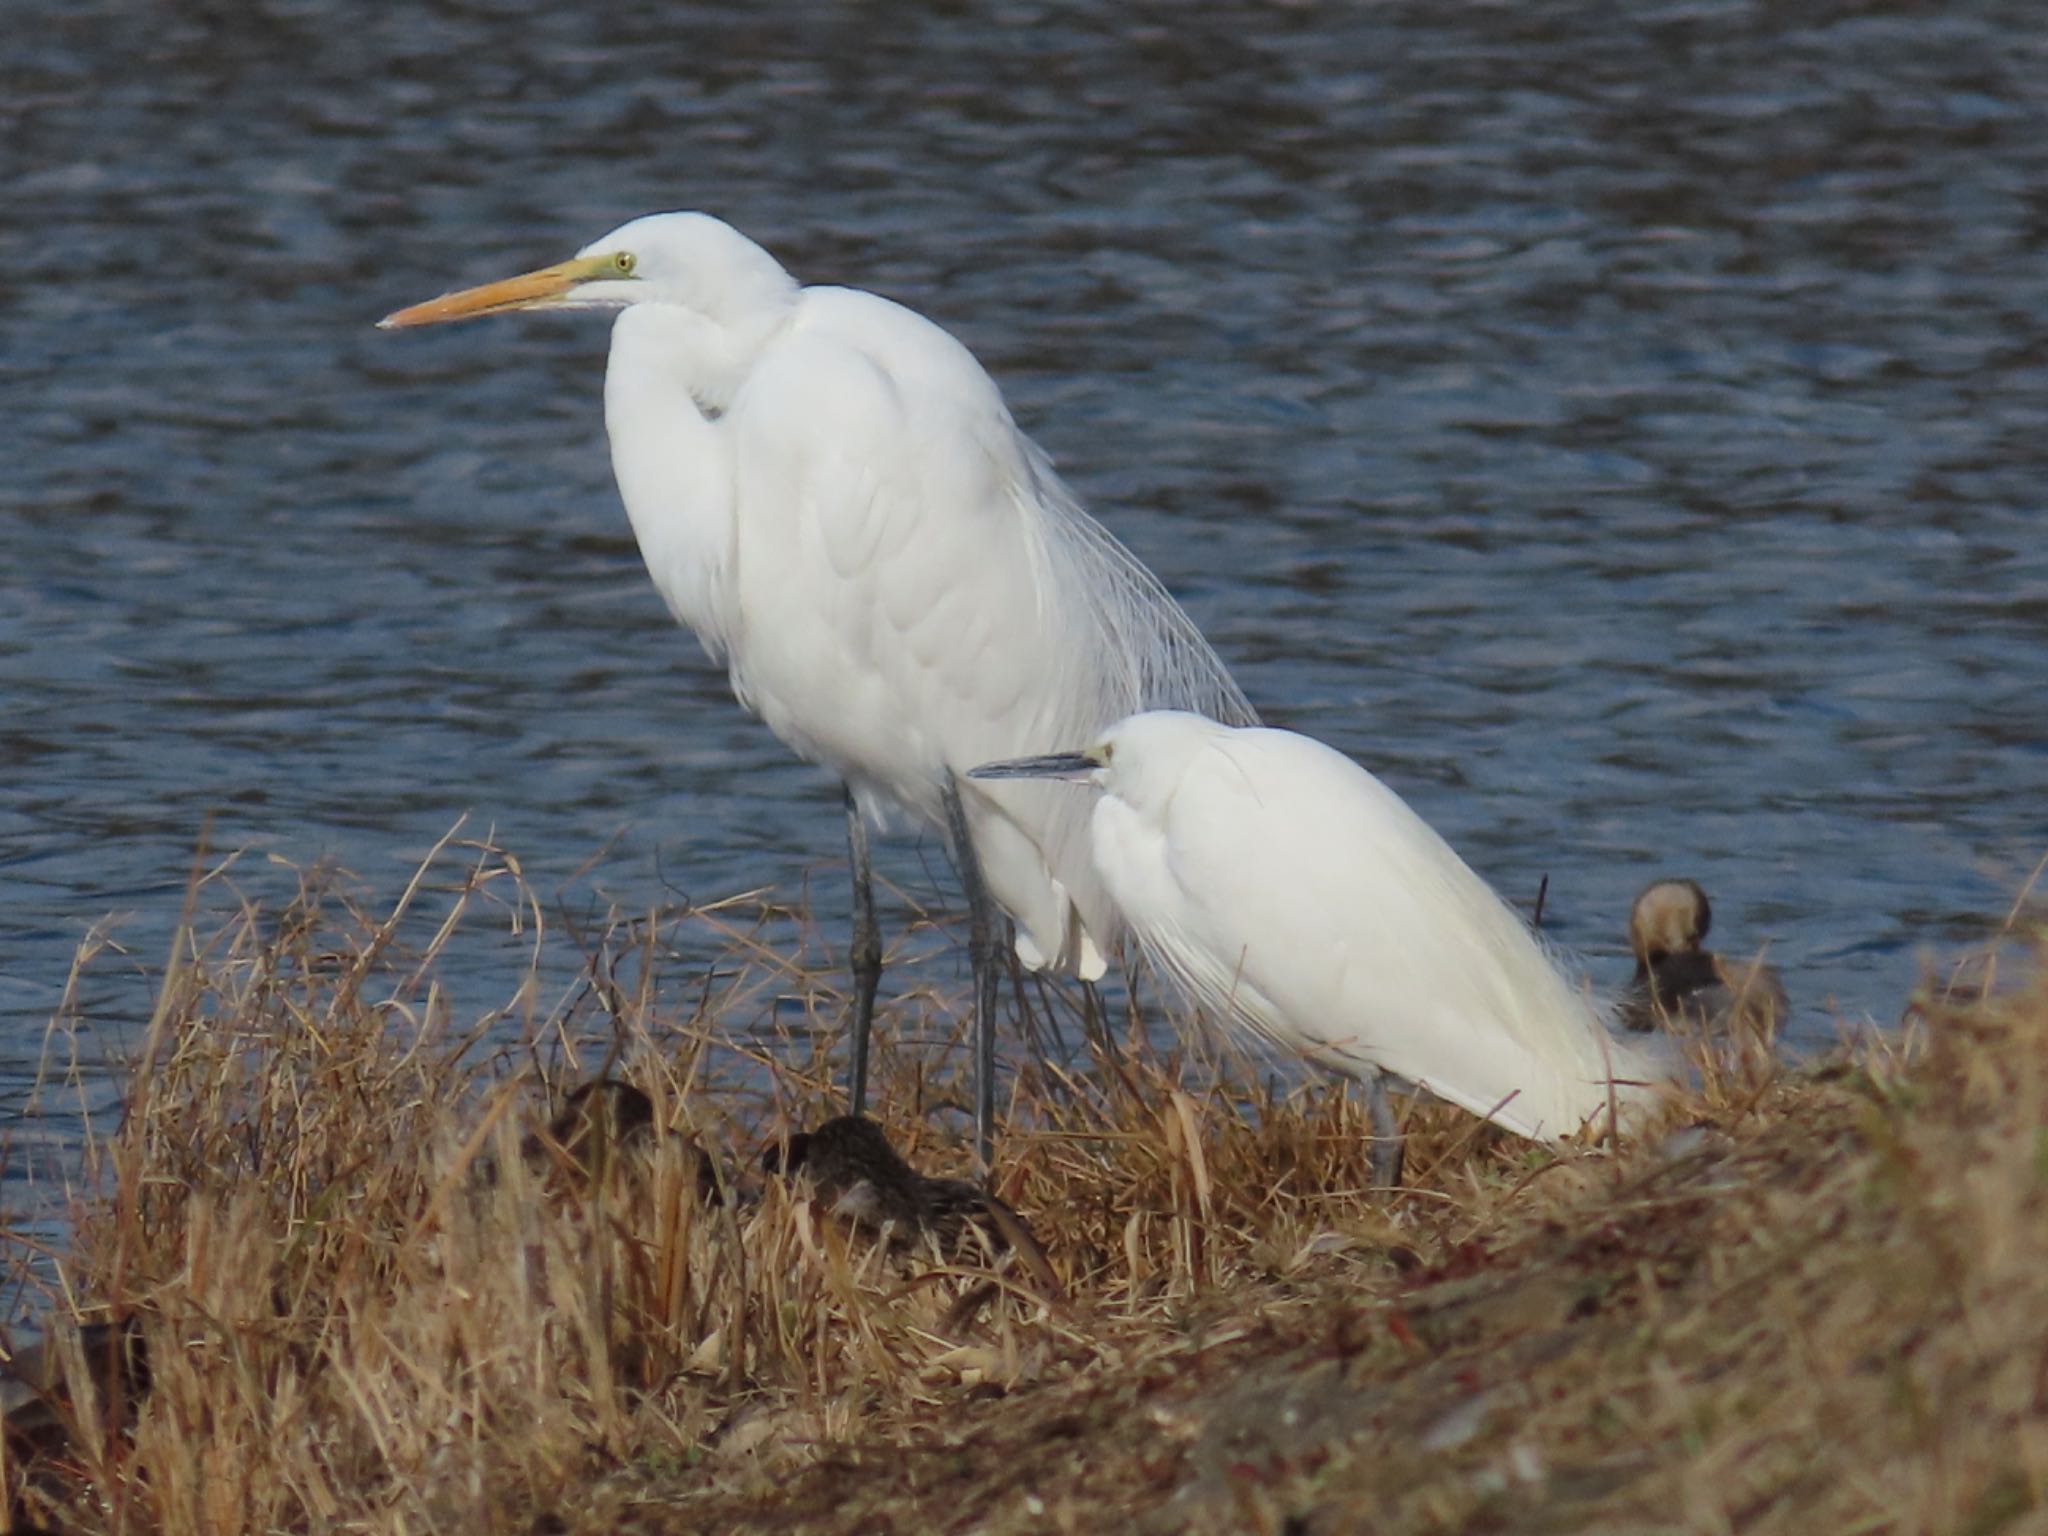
<box><xmin>1365</xmin><ymin>1074</ymin><xmax>1405</xmax><ymax>1190</ymax></box>
<box><xmin>941</xmin><ymin>774</ymin><xmax>1001</xmax><ymax>1173</ymax></box>
<box><xmin>844</xmin><ymin>787</ymin><xmax>884</xmax><ymax>1118</ymax></box>
<box><xmin>1079</xmin><ymin>978</ymin><xmax>1148</xmax><ymax>1110</ymax></box>
<box><xmin>1078</xmin><ymin>978</ymin><xmax>1115</xmax><ymax>1063</ymax></box>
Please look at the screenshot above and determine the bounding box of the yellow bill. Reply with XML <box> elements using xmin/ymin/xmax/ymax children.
<box><xmin>378</xmin><ymin>254</ymin><xmax>618</xmax><ymax>329</ymax></box>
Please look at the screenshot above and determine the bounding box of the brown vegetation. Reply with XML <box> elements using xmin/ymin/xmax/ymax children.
<box><xmin>3</xmin><ymin>837</ymin><xmax>2043</xmax><ymax>1534</ymax></box>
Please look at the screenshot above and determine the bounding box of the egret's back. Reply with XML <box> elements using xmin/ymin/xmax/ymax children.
<box><xmin>1091</xmin><ymin>715</ymin><xmax>1665</xmax><ymax>1140</ymax></box>
<box><xmin>610</xmin><ymin>276</ymin><xmax>1254</xmax><ymax>977</ymax></box>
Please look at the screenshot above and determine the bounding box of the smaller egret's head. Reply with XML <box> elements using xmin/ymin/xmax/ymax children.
<box><xmin>967</xmin><ymin>743</ymin><xmax>1110</xmax><ymax>788</ymax></box>
<box><xmin>378</xmin><ymin>211</ymin><xmax>796</xmax><ymax>330</ymax></box>
<box><xmin>969</xmin><ymin>712</ymin><xmax>1235</xmax><ymax>802</ymax></box>
<box><xmin>1628</xmin><ymin>878</ymin><xmax>1713</xmax><ymax>967</ymax></box>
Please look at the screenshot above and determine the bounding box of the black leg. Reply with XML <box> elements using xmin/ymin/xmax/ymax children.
<box><xmin>942</xmin><ymin>773</ymin><xmax>1001</xmax><ymax>1173</ymax></box>
<box><xmin>1078</xmin><ymin>978</ymin><xmax>1114</xmax><ymax>1063</ymax></box>
<box><xmin>1365</xmin><ymin>1074</ymin><xmax>1405</xmax><ymax>1191</ymax></box>
<box><xmin>844</xmin><ymin>786</ymin><xmax>883</xmax><ymax>1118</ymax></box>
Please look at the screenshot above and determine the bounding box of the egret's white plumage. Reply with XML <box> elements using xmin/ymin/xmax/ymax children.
<box><xmin>975</xmin><ymin>712</ymin><xmax>1672</xmax><ymax>1149</ymax></box>
<box><xmin>381</xmin><ymin>214</ymin><xmax>1255</xmax><ymax>1156</ymax></box>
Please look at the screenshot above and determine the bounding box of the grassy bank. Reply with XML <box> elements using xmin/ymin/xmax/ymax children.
<box><xmin>4</xmin><ymin>842</ymin><xmax>2042</xmax><ymax>1534</ymax></box>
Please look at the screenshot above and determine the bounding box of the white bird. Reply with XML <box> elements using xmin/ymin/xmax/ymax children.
<box><xmin>973</xmin><ymin>712</ymin><xmax>1673</xmax><ymax>1184</ymax></box>
<box><xmin>379</xmin><ymin>213</ymin><xmax>1256</xmax><ymax>1165</ymax></box>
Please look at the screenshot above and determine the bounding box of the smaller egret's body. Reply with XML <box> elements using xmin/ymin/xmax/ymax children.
<box><xmin>1619</xmin><ymin>878</ymin><xmax>1787</xmax><ymax>1038</ymax></box>
<box><xmin>974</xmin><ymin>712</ymin><xmax>1672</xmax><ymax>1177</ymax></box>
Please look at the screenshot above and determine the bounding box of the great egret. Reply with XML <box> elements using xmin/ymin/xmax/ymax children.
<box><xmin>1618</xmin><ymin>878</ymin><xmax>1787</xmax><ymax>1037</ymax></box>
<box><xmin>972</xmin><ymin>712</ymin><xmax>1674</xmax><ymax>1185</ymax></box>
<box><xmin>380</xmin><ymin>214</ymin><xmax>1256</xmax><ymax>1166</ymax></box>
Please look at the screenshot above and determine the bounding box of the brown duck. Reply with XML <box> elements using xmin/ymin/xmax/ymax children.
<box><xmin>764</xmin><ymin>1115</ymin><xmax>1059</xmax><ymax>1299</ymax></box>
<box><xmin>1619</xmin><ymin>878</ymin><xmax>1788</xmax><ymax>1038</ymax></box>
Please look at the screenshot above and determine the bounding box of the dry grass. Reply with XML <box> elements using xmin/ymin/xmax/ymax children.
<box><xmin>3</xmin><ymin>837</ymin><xmax>2045</xmax><ymax>1534</ymax></box>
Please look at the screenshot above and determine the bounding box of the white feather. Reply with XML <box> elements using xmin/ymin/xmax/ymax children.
<box><xmin>589</xmin><ymin>215</ymin><xmax>1253</xmax><ymax>975</ymax></box>
<box><xmin>1078</xmin><ymin>712</ymin><xmax>1671</xmax><ymax>1141</ymax></box>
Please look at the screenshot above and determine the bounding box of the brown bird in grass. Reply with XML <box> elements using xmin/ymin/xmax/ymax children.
<box><xmin>2</xmin><ymin>1315</ymin><xmax>149</xmax><ymax>1462</ymax></box>
<box><xmin>1619</xmin><ymin>878</ymin><xmax>1788</xmax><ymax>1038</ymax></box>
<box><xmin>532</xmin><ymin>1079</ymin><xmax>656</xmax><ymax>1164</ymax></box>
<box><xmin>525</xmin><ymin>1079</ymin><xmax>725</xmax><ymax>1204</ymax></box>
<box><xmin>763</xmin><ymin>1115</ymin><xmax>1060</xmax><ymax>1298</ymax></box>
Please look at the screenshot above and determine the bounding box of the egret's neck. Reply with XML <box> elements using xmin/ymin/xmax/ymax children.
<box><xmin>611</xmin><ymin>297</ymin><xmax>790</xmax><ymax>415</ymax></box>
<box><xmin>603</xmin><ymin>307</ymin><xmax>740</xmax><ymax>655</ymax></box>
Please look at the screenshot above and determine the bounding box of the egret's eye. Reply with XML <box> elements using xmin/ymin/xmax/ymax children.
<box><xmin>1099</xmin><ymin>742</ymin><xmax>1115</xmax><ymax>763</ymax></box>
<box><xmin>612</xmin><ymin>251</ymin><xmax>638</xmax><ymax>277</ymax></box>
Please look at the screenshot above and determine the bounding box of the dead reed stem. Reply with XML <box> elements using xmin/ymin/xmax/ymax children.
<box><xmin>2</xmin><ymin>839</ymin><xmax>2042</xmax><ymax>1534</ymax></box>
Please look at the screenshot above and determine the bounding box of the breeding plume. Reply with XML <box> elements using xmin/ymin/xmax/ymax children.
<box><xmin>975</xmin><ymin>712</ymin><xmax>1672</xmax><ymax>1183</ymax></box>
<box><xmin>381</xmin><ymin>214</ymin><xmax>1255</xmax><ymax>1164</ymax></box>
<box><xmin>1619</xmin><ymin>878</ymin><xmax>1788</xmax><ymax>1037</ymax></box>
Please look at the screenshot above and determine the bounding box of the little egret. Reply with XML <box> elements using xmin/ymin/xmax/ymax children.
<box><xmin>973</xmin><ymin>712</ymin><xmax>1674</xmax><ymax>1185</ymax></box>
<box><xmin>1618</xmin><ymin>878</ymin><xmax>1787</xmax><ymax>1037</ymax></box>
<box><xmin>380</xmin><ymin>215</ymin><xmax>1256</xmax><ymax>1167</ymax></box>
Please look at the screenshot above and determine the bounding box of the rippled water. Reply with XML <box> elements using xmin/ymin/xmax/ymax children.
<box><xmin>5</xmin><ymin>2</ymin><xmax>2045</xmax><ymax>1182</ymax></box>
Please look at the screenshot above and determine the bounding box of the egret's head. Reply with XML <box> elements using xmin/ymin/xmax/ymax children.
<box><xmin>968</xmin><ymin>711</ymin><xmax>1236</xmax><ymax>802</ymax></box>
<box><xmin>1628</xmin><ymin>878</ymin><xmax>1713</xmax><ymax>966</ymax></box>
<box><xmin>379</xmin><ymin>211</ymin><xmax>798</xmax><ymax>331</ymax></box>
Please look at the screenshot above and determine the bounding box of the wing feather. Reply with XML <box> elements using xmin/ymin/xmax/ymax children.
<box><xmin>722</xmin><ymin>288</ymin><xmax>1254</xmax><ymax>971</ymax></box>
<box><xmin>1134</xmin><ymin>728</ymin><xmax>1663</xmax><ymax>1140</ymax></box>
